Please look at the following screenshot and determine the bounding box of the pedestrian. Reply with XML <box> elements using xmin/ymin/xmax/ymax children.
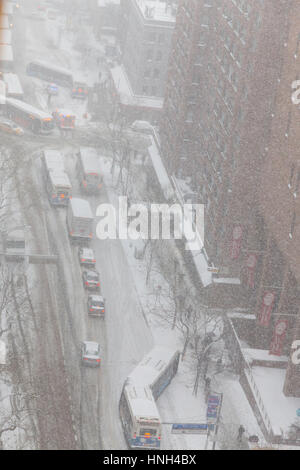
<box><xmin>204</xmin><ymin>377</ymin><xmax>211</xmax><ymax>402</ymax></box>
<box><xmin>237</xmin><ymin>425</ymin><xmax>245</xmax><ymax>443</ymax></box>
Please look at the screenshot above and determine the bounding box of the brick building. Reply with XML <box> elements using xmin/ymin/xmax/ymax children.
<box><xmin>119</xmin><ymin>0</ymin><xmax>177</xmax><ymax>99</ymax></box>
<box><xmin>160</xmin><ymin>0</ymin><xmax>300</xmax><ymax>397</ymax></box>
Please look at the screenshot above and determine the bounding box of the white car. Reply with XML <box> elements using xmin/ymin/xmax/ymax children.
<box><xmin>0</xmin><ymin>118</ymin><xmax>24</xmax><ymax>136</ymax></box>
<box><xmin>81</xmin><ymin>341</ymin><xmax>101</xmax><ymax>367</ymax></box>
<box><xmin>78</xmin><ymin>247</ymin><xmax>96</xmax><ymax>267</ymax></box>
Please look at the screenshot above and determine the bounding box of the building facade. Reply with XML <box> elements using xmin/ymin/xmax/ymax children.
<box><xmin>119</xmin><ymin>0</ymin><xmax>177</xmax><ymax>99</ymax></box>
<box><xmin>160</xmin><ymin>0</ymin><xmax>300</xmax><ymax>397</ymax></box>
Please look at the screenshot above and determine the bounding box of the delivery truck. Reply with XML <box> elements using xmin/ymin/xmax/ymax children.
<box><xmin>67</xmin><ymin>198</ymin><xmax>93</xmax><ymax>244</ymax></box>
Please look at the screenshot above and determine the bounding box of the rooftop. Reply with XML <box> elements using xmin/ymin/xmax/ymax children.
<box><xmin>110</xmin><ymin>65</ymin><xmax>164</xmax><ymax>109</ymax></box>
<box><xmin>135</xmin><ymin>0</ymin><xmax>177</xmax><ymax>23</ymax></box>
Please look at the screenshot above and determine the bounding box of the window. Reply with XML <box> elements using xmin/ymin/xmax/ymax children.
<box><xmin>144</xmin><ymin>69</ymin><xmax>151</xmax><ymax>78</ymax></box>
<box><xmin>153</xmin><ymin>68</ymin><xmax>160</xmax><ymax>79</ymax></box>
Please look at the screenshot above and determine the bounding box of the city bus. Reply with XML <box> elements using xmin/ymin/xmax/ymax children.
<box><xmin>2</xmin><ymin>73</ymin><xmax>24</xmax><ymax>99</ymax></box>
<box><xmin>26</xmin><ymin>60</ymin><xmax>73</xmax><ymax>87</ymax></box>
<box><xmin>5</xmin><ymin>97</ymin><xmax>54</xmax><ymax>134</ymax></box>
<box><xmin>76</xmin><ymin>148</ymin><xmax>103</xmax><ymax>194</ymax></box>
<box><xmin>41</xmin><ymin>150</ymin><xmax>72</xmax><ymax>206</ymax></box>
<box><xmin>0</xmin><ymin>44</ymin><xmax>13</xmax><ymax>72</ymax></box>
<box><xmin>119</xmin><ymin>346</ymin><xmax>180</xmax><ymax>449</ymax></box>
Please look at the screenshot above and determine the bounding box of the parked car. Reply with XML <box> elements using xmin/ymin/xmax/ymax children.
<box><xmin>88</xmin><ymin>295</ymin><xmax>105</xmax><ymax>317</ymax></box>
<box><xmin>0</xmin><ymin>118</ymin><xmax>24</xmax><ymax>136</ymax></box>
<box><xmin>81</xmin><ymin>341</ymin><xmax>101</xmax><ymax>367</ymax></box>
<box><xmin>82</xmin><ymin>270</ymin><xmax>100</xmax><ymax>290</ymax></box>
<box><xmin>78</xmin><ymin>247</ymin><xmax>96</xmax><ymax>268</ymax></box>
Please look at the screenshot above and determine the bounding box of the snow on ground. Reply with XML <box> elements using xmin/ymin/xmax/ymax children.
<box><xmin>14</xmin><ymin>7</ymin><xmax>275</xmax><ymax>450</ymax></box>
<box><xmin>97</xmin><ymin>155</ymin><xmax>264</xmax><ymax>449</ymax></box>
<box><xmin>251</xmin><ymin>367</ymin><xmax>300</xmax><ymax>437</ymax></box>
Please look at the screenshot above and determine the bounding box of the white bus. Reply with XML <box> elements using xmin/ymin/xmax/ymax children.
<box><xmin>41</xmin><ymin>150</ymin><xmax>72</xmax><ymax>206</ymax></box>
<box><xmin>119</xmin><ymin>346</ymin><xmax>180</xmax><ymax>449</ymax></box>
<box><xmin>26</xmin><ymin>60</ymin><xmax>73</xmax><ymax>88</ymax></box>
<box><xmin>5</xmin><ymin>97</ymin><xmax>54</xmax><ymax>134</ymax></box>
<box><xmin>2</xmin><ymin>73</ymin><xmax>24</xmax><ymax>99</ymax></box>
<box><xmin>76</xmin><ymin>148</ymin><xmax>103</xmax><ymax>194</ymax></box>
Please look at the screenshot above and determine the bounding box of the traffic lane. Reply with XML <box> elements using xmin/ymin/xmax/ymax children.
<box><xmin>28</xmin><ymin>156</ymin><xmax>103</xmax><ymax>450</ymax></box>
<box><xmin>88</xmin><ymin>195</ymin><xmax>153</xmax><ymax>450</ymax></box>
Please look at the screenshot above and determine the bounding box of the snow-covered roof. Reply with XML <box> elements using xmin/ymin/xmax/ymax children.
<box><xmin>129</xmin><ymin>346</ymin><xmax>179</xmax><ymax>390</ymax></box>
<box><xmin>28</xmin><ymin>60</ymin><xmax>73</xmax><ymax>79</ymax></box>
<box><xmin>124</xmin><ymin>382</ymin><xmax>161</xmax><ymax>420</ymax></box>
<box><xmin>147</xmin><ymin>135</ymin><xmax>174</xmax><ymax>200</ymax></box>
<box><xmin>135</xmin><ymin>0</ymin><xmax>177</xmax><ymax>23</ymax></box>
<box><xmin>243</xmin><ymin>349</ymin><xmax>289</xmax><ymax>364</ymax></box>
<box><xmin>79</xmin><ymin>148</ymin><xmax>101</xmax><ymax>174</ymax></box>
<box><xmin>0</xmin><ymin>28</ymin><xmax>11</xmax><ymax>44</ymax></box>
<box><xmin>6</xmin><ymin>97</ymin><xmax>53</xmax><ymax>120</ymax></box>
<box><xmin>49</xmin><ymin>170</ymin><xmax>71</xmax><ymax>188</ymax></box>
<box><xmin>0</xmin><ymin>44</ymin><xmax>13</xmax><ymax>62</ymax></box>
<box><xmin>110</xmin><ymin>65</ymin><xmax>164</xmax><ymax>109</ymax></box>
<box><xmin>70</xmin><ymin>198</ymin><xmax>93</xmax><ymax>219</ymax></box>
<box><xmin>2</xmin><ymin>73</ymin><xmax>23</xmax><ymax>96</ymax></box>
<box><xmin>213</xmin><ymin>277</ymin><xmax>241</xmax><ymax>285</ymax></box>
<box><xmin>44</xmin><ymin>150</ymin><xmax>65</xmax><ymax>171</ymax></box>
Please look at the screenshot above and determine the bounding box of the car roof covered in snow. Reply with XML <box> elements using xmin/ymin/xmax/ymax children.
<box><xmin>70</xmin><ymin>198</ymin><xmax>93</xmax><ymax>219</ymax></box>
<box><xmin>89</xmin><ymin>295</ymin><xmax>104</xmax><ymax>302</ymax></box>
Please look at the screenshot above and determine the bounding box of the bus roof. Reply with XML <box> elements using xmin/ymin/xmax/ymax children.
<box><xmin>124</xmin><ymin>383</ymin><xmax>161</xmax><ymax>421</ymax></box>
<box><xmin>79</xmin><ymin>148</ymin><xmax>101</xmax><ymax>174</ymax></box>
<box><xmin>43</xmin><ymin>150</ymin><xmax>65</xmax><ymax>171</ymax></box>
<box><xmin>49</xmin><ymin>170</ymin><xmax>71</xmax><ymax>188</ymax></box>
<box><xmin>0</xmin><ymin>16</ymin><xmax>10</xmax><ymax>29</ymax></box>
<box><xmin>28</xmin><ymin>60</ymin><xmax>73</xmax><ymax>79</ymax></box>
<box><xmin>0</xmin><ymin>44</ymin><xmax>13</xmax><ymax>62</ymax></box>
<box><xmin>0</xmin><ymin>29</ymin><xmax>11</xmax><ymax>45</ymax></box>
<box><xmin>2</xmin><ymin>73</ymin><xmax>23</xmax><ymax>96</ymax></box>
<box><xmin>70</xmin><ymin>198</ymin><xmax>93</xmax><ymax>219</ymax></box>
<box><xmin>6</xmin><ymin>97</ymin><xmax>53</xmax><ymax>120</ymax></box>
<box><xmin>128</xmin><ymin>346</ymin><xmax>179</xmax><ymax>390</ymax></box>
